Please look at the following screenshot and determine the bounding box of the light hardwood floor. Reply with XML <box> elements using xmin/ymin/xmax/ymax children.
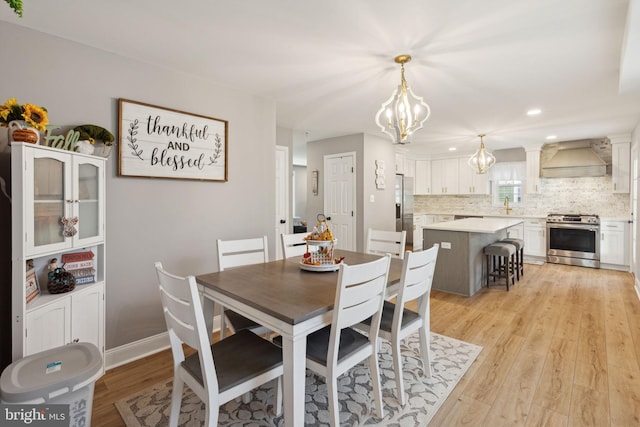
<box><xmin>92</xmin><ymin>263</ymin><xmax>640</xmax><ymax>426</ymax></box>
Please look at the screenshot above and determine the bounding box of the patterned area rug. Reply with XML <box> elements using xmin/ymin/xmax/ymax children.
<box><xmin>115</xmin><ymin>333</ymin><xmax>481</xmax><ymax>426</ymax></box>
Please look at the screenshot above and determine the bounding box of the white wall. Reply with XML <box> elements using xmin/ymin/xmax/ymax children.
<box><xmin>306</xmin><ymin>133</ymin><xmax>395</xmax><ymax>251</ymax></box>
<box><xmin>2</xmin><ymin>23</ymin><xmax>277</xmax><ymax>350</ymax></box>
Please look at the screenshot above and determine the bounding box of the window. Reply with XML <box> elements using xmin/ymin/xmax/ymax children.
<box><xmin>494</xmin><ymin>180</ymin><xmax>523</xmax><ymax>205</ymax></box>
<box><xmin>489</xmin><ymin>161</ymin><xmax>526</xmax><ymax>206</ymax></box>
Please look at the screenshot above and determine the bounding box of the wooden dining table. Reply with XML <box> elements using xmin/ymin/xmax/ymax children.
<box><xmin>196</xmin><ymin>249</ymin><xmax>404</xmax><ymax>427</ymax></box>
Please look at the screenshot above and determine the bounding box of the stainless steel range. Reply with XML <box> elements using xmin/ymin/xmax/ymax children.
<box><xmin>546</xmin><ymin>213</ymin><xmax>600</xmax><ymax>268</ymax></box>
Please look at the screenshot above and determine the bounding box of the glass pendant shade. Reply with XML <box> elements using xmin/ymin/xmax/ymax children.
<box><xmin>375</xmin><ymin>55</ymin><xmax>430</xmax><ymax>144</ymax></box>
<box><xmin>468</xmin><ymin>134</ymin><xmax>496</xmax><ymax>174</ymax></box>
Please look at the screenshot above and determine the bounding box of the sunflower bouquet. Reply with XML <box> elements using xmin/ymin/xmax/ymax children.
<box><xmin>0</xmin><ymin>98</ymin><xmax>49</xmax><ymax>131</ymax></box>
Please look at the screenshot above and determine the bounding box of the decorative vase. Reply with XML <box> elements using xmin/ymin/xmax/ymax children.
<box><xmin>8</xmin><ymin>120</ymin><xmax>40</xmax><ymax>145</ymax></box>
<box><xmin>47</xmin><ymin>267</ymin><xmax>76</xmax><ymax>294</ymax></box>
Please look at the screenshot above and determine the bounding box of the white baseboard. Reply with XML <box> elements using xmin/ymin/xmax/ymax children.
<box><xmin>105</xmin><ymin>315</ymin><xmax>222</xmax><ymax>371</ymax></box>
<box><xmin>105</xmin><ymin>332</ymin><xmax>171</xmax><ymax>370</ymax></box>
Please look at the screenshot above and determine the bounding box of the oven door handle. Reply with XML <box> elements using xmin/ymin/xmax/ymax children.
<box><xmin>546</xmin><ymin>223</ymin><xmax>600</xmax><ymax>231</ymax></box>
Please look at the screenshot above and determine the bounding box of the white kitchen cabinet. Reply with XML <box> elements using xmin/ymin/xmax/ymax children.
<box><xmin>431</xmin><ymin>158</ymin><xmax>459</xmax><ymax>195</ymax></box>
<box><xmin>600</xmin><ymin>220</ymin><xmax>628</xmax><ymax>266</ymax></box>
<box><xmin>395</xmin><ymin>154</ymin><xmax>415</xmax><ymax>178</ymax></box>
<box><xmin>25</xmin><ymin>297</ymin><xmax>71</xmax><ymax>356</ymax></box>
<box><xmin>525</xmin><ymin>149</ymin><xmax>541</xmax><ymax>194</ymax></box>
<box><xmin>523</xmin><ymin>218</ymin><xmax>546</xmax><ymax>257</ymax></box>
<box><xmin>506</xmin><ymin>222</ymin><xmax>524</xmax><ymax>239</ymax></box>
<box><xmin>611</xmin><ymin>142</ymin><xmax>630</xmax><ymax>194</ymax></box>
<box><xmin>24</xmin><ymin>283</ymin><xmax>104</xmax><ymax>358</ymax></box>
<box><xmin>24</xmin><ymin>147</ymin><xmax>104</xmax><ymax>256</ymax></box>
<box><xmin>11</xmin><ymin>143</ymin><xmax>106</xmax><ymax>369</ymax></box>
<box><xmin>458</xmin><ymin>158</ymin><xmax>489</xmax><ymax>195</ymax></box>
<box><xmin>414</xmin><ymin>160</ymin><xmax>431</xmax><ymax>195</ymax></box>
<box><xmin>413</xmin><ymin>215</ymin><xmax>426</xmax><ymax>251</ymax></box>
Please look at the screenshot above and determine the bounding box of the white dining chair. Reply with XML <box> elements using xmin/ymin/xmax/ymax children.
<box><xmin>154</xmin><ymin>262</ymin><xmax>283</xmax><ymax>427</ymax></box>
<box><xmin>216</xmin><ymin>236</ymin><xmax>272</xmax><ymax>339</ymax></box>
<box><xmin>280</xmin><ymin>232</ymin><xmax>318</xmax><ymax>258</ymax></box>
<box><xmin>304</xmin><ymin>254</ymin><xmax>391</xmax><ymax>426</ymax></box>
<box><xmin>366</xmin><ymin>228</ymin><xmax>407</xmax><ymax>259</ymax></box>
<box><xmin>358</xmin><ymin>244</ymin><xmax>439</xmax><ymax>406</ymax></box>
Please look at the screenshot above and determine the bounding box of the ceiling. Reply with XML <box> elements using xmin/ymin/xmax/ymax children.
<box><xmin>2</xmin><ymin>0</ymin><xmax>640</xmax><ymax>159</ymax></box>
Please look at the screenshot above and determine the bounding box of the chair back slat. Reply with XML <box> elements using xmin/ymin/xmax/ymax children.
<box><xmin>281</xmin><ymin>233</ymin><xmax>318</xmax><ymax>258</ymax></box>
<box><xmin>366</xmin><ymin>228</ymin><xmax>407</xmax><ymax>259</ymax></box>
<box><xmin>217</xmin><ymin>236</ymin><xmax>268</xmax><ymax>270</ymax></box>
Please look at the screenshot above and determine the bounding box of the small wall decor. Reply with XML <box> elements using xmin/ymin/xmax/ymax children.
<box><xmin>312</xmin><ymin>169</ymin><xmax>319</xmax><ymax>196</ymax></box>
<box><xmin>375</xmin><ymin>160</ymin><xmax>385</xmax><ymax>189</ymax></box>
<box><xmin>118</xmin><ymin>99</ymin><xmax>228</xmax><ymax>181</ymax></box>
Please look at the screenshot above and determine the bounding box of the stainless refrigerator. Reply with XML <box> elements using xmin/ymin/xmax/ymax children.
<box><xmin>395</xmin><ymin>174</ymin><xmax>414</xmax><ymax>245</ymax></box>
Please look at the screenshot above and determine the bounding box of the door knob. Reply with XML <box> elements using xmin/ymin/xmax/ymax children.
<box><xmin>280</xmin><ymin>219</ymin><xmax>286</xmax><ymax>224</ymax></box>
<box><xmin>326</xmin><ymin>216</ymin><xmax>331</xmax><ymax>221</ymax></box>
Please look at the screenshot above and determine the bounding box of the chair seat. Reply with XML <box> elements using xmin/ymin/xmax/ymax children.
<box><xmin>224</xmin><ymin>309</ymin><xmax>262</xmax><ymax>332</ymax></box>
<box><xmin>305</xmin><ymin>326</ymin><xmax>369</xmax><ymax>366</ymax></box>
<box><xmin>360</xmin><ymin>300</ymin><xmax>420</xmax><ymax>333</ymax></box>
<box><xmin>182</xmin><ymin>329</ymin><xmax>282</xmax><ymax>393</ymax></box>
<box><xmin>484</xmin><ymin>242</ymin><xmax>516</xmax><ymax>257</ymax></box>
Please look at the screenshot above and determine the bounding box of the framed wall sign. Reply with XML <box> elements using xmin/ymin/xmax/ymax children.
<box><xmin>118</xmin><ymin>99</ymin><xmax>228</xmax><ymax>181</ymax></box>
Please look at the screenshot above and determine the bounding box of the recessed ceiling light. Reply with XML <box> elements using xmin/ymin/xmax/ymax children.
<box><xmin>527</xmin><ymin>109</ymin><xmax>542</xmax><ymax>116</ymax></box>
<box><xmin>448</xmin><ymin>147</ymin><xmax>457</xmax><ymax>151</ymax></box>
<box><xmin>546</xmin><ymin>135</ymin><xmax>557</xmax><ymax>140</ymax></box>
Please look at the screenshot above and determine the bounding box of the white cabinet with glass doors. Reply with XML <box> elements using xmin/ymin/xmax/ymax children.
<box><xmin>11</xmin><ymin>143</ymin><xmax>106</xmax><ymax>370</ymax></box>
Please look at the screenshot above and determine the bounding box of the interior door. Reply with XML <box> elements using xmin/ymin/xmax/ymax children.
<box><xmin>275</xmin><ymin>146</ymin><xmax>289</xmax><ymax>259</ymax></box>
<box><xmin>631</xmin><ymin>143</ymin><xmax>638</xmax><ymax>279</ymax></box>
<box><xmin>324</xmin><ymin>153</ymin><xmax>355</xmax><ymax>250</ymax></box>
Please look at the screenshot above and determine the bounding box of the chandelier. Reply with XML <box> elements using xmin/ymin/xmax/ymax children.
<box><xmin>375</xmin><ymin>54</ymin><xmax>430</xmax><ymax>144</ymax></box>
<box><xmin>468</xmin><ymin>134</ymin><xmax>496</xmax><ymax>174</ymax></box>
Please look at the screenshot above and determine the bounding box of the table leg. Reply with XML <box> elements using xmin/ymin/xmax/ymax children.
<box><xmin>282</xmin><ymin>334</ymin><xmax>306</xmax><ymax>427</ymax></box>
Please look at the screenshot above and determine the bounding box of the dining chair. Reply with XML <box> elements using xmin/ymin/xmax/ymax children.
<box><xmin>154</xmin><ymin>262</ymin><xmax>283</xmax><ymax>427</ymax></box>
<box><xmin>280</xmin><ymin>232</ymin><xmax>318</xmax><ymax>258</ymax></box>
<box><xmin>216</xmin><ymin>236</ymin><xmax>271</xmax><ymax>339</ymax></box>
<box><xmin>305</xmin><ymin>254</ymin><xmax>391</xmax><ymax>426</ymax></box>
<box><xmin>358</xmin><ymin>244</ymin><xmax>439</xmax><ymax>406</ymax></box>
<box><xmin>365</xmin><ymin>228</ymin><xmax>407</xmax><ymax>259</ymax></box>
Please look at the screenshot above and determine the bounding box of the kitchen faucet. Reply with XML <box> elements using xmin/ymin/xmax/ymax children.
<box><xmin>504</xmin><ymin>196</ymin><xmax>512</xmax><ymax>215</ymax></box>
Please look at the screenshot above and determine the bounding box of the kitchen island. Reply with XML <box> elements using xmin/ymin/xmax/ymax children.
<box><xmin>423</xmin><ymin>217</ymin><xmax>524</xmax><ymax>296</ymax></box>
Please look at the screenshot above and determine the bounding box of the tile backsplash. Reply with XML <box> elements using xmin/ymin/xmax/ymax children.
<box><xmin>414</xmin><ymin>176</ymin><xmax>630</xmax><ymax>218</ymax></box>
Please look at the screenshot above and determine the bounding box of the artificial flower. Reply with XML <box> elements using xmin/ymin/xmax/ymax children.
<box><xmin>22</xmin><ymin>103</ymin><xmax>48</xmax><ymax>131</ymax></box>
<box><xmin>0</xmin><ymin>98</ymin><xmax>48</xmax><ymax>130</ymax></box>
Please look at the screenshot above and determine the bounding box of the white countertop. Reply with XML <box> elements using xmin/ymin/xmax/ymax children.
<box><xmin>423</xmin><ymin>217</ymin><xmax>524</xmax><ymax>233</ymax></box>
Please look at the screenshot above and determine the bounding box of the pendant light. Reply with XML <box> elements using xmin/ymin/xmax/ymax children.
<box><xmin>468</xmin><ymin>134</ymin><xmax>496</xmax><ymax>174</ymax></box>
<box><xmin>375</xmin><ymin>54</ymin><xmax>431</xmax><ymax>144</ymax></box>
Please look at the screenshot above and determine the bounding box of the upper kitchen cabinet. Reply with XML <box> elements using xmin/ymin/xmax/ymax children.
<box><xmin>611</xmin><ymin>138</ymin><xmax>630</xmax><ymax>194</ymax></box>
<box><xmin>395</xmin><ymin>153</ymin><xmax>415</xmax><ymax>178</ymax></box>
<box><xmin>525</xmin><ymin>148</ymin><xmax>541</xmax><ymax>194</ymax></box>
<box><xmin>414</xmin><ymin>160</ymin><xmax>431</xmax><ymax>195</ymax></box>
<box><xmin>458</xmin><ymin>158</ymin><xmax>489</xmax><ymax>195</ymax></box>
<box><xmin>431</xmin><ymin>158</ymin><xmax>459</xmax><ymax>195</ymax></box>
<box><xmin>20</xmin><ymin>145</ymin><xmax>105</xmax><ymax>256</ymax></box>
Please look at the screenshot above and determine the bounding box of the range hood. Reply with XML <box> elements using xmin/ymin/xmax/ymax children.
<box><xmin>540</xmin><ymin>139</ymin><xmax>609</xmax><ymax>178</ymax></box>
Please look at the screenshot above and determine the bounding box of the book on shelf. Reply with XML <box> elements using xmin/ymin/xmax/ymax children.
<box><xmin>75</xmin><ymin>276</ymin><xmax>96</xmax><ymax>285</ymax></box>
<box><xmin>61</xmin><ymin>250</ymin><xmax>95</xmax><ymax>263</ymax></box>
<box><xmin>25</xmin><ymin>261</ymin><xmax>40</xmax><ymax>303</ymax></box>
<box><xmin>62</xmin><ymin>260</ymin><xmax>94</xmax><ymax>270</ymax></box>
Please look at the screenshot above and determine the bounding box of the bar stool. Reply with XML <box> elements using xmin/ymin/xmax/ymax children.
<box><xmin>483</xmin><ymin>242</ymin><xmax>517</xmax><ymax>290</ymax></box>
<box><xmin>500</xmin><ymin>238</ymin><xmax>524</xmax><ymax>281</ymax></box>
